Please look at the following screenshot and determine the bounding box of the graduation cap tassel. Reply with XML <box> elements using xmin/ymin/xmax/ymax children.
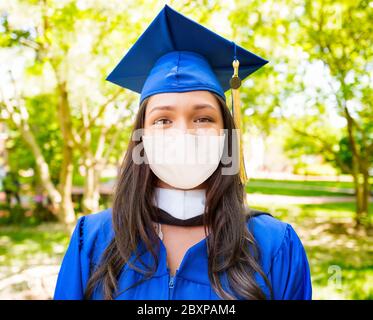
<box><xmin>230</xmin><ymin>58</ymin><xmax>248</xmax><ymax>186</ymax></box>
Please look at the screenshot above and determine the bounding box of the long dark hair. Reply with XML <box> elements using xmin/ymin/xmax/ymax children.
<box><xmin>83</xmin><ymin>92</ymin><xmax>272</xmax><ymax>300</ymax></box>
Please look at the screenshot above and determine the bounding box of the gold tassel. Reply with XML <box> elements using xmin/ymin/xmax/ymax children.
<box><xmin>230</xmin><ymin>59</ymin><xmax>247</xmax><ymax>186</ymax></box>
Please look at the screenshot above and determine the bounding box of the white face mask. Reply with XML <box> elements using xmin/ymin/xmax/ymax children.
<box><xmin>142</xmin><ymin>132</ymin><xmax>225</xmax><ymax>190</ymax></box>
<box><xmin>153</xmin><ymin>187</ymin><xmax>206</xmax><ymax>220</ymax></box>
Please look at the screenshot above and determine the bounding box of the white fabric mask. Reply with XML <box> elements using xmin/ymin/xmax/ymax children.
<box><xmin>153</xmin><ymin>187</ymin><xmax>206</xmax><ymax>220</ymax></box>
<box><xmin>142</xmin><ymin>133</ymin><xmax>225</xmax><ymax>189</ymax></box>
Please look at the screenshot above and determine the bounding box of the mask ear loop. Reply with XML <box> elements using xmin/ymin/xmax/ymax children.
<box><xmin>158</xmin><ymin>223</ymin><xmax>163</xmax><ymax>240</ymax></box>
<box><xmin>154</xmin><ymin>222</ymin><xmax>163</xmax><ymax>240</ymax></box>
<box><xmin>156</xmin><ymin>222</ymin><xmax>163</xmax><ymax>240</ymax></box>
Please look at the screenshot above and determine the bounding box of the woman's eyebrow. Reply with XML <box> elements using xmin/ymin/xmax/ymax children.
<box><xmin>193</xmin><ymin>103</ymin><xmax>217</xmax><ymax>111</ymax></box>
<box><xmin>148</xmin><ymin>103</ymin><xmax>217</xmax><ymax>115</ymax></box>
<box><xmin>147</xmin><ymin>105</ymin><xmax>175</xmax><ymax>115</ymax></box>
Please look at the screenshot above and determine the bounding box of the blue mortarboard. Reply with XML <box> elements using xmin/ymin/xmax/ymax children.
<box><xmin>106</xmin><ymin>4</ymin><xmax>268</xmax><ymax>105</ymax></box>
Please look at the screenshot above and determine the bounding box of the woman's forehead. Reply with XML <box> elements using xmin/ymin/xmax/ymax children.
<box><xmin>146</xmin><ymin>91</ymin><xmax>219</xmax><ymax>110</ymax></box>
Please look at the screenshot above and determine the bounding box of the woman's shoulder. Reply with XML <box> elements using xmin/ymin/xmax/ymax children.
<box><xmin>245</xmin><ymin>209</ymin><xmax>312</xmax><ymax>299</ymax></box>
<box><xmin>246</xmin><ymin>208</ymin><xmax>289</xmax><ymax>245</ymax></box>
<box><xmin>54</xmin><ymin>208</ymin><xmax>114</xmax><ymax>300</ymax></box>
<box><xmin>76</xmin><ymin>208</ymin><xmax>114</xmax><ymax>261</ymax></box>
<box><xmin>81</xmin><ymin>207</ymin><xmax>113</xmax><ymax>230</ymax></box>
<box><xmin>245</xmin><ymin>209</ymin><xmax>301</xmax><ymax>272</ymax></box>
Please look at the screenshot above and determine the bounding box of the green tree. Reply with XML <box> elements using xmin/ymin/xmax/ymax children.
<box><xmin>0</xmin><ymin>0</ymin><xmax>147</xmax><ymax>225</ymax></box>
<box><xmin>295</xmin><ymin>0</ymin><xmax>372</xmax><ymax>226</ymax></box>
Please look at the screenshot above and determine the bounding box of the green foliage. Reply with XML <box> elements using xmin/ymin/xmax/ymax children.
<box><xmin>293</xmin><ymin>0</ymin><xmax>373</xmax><ymax>171</ymax></box>
<box><xmin>5</xmin><ymin>94</ymin><xmax>62</xmax><ymax>185</ymax></box>
<box><xmin>0</xmin><ymin>14</ymin><xmax>31</xmax><ymax>47</ymax></box>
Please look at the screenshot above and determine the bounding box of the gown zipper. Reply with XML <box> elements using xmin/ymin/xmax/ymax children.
<box><xmin>168</xmin><ymin>268</ymin><xmax>178</xmax><ymax>299</ymax></box>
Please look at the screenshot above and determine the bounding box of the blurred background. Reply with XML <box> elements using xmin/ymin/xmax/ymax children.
<box><xmin>0</xmin><ymin>0</ymin><xmax>372</xmax><ymax>300</ymax></box>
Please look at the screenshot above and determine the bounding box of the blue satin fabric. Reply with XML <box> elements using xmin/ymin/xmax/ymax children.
<box><xmin>53</xmin><ymin>208</ymin><xmax>312</xmax><ymax>300</ymax></box>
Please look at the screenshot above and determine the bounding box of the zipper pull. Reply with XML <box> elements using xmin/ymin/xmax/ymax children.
<box><xmin>169</xmin><ymin>274</ymin><xmax>175</xmax><ymax>288</ymax></box>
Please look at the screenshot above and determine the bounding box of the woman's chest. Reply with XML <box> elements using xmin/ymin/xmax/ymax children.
<box><xmin>159</xmin><ymin>224</ymin><xmax>208</xmax><ymax>275</ymax></box>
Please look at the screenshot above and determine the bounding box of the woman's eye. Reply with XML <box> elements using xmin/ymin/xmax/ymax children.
<box><xmin>195</xmin><ymin>117</ymin><xmax>213</xmax><ymax>123</ymax></box>
<box><xmin>153</xmin><ymin>118</ymin><xmax>172</xmax><ymax>125</ymax></box>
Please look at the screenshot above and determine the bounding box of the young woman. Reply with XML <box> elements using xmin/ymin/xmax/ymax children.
<box><xmin>53</xmin><ymin>5</ymin><xmax>312</xmax><ymax>300</ymax></box>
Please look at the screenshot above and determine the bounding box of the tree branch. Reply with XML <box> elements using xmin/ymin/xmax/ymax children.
<box><xmin>77</xmin><ymin>90</ymin><xmax>122</xmax><ymax>138</ymax></box>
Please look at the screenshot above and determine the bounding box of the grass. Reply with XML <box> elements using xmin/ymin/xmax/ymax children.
<box><xmin>250</xmin><ymin>178</ymin><xmax>358</xmax><ymax>189</ymax></box>
<box><xmin>0</xmin><ymin>224</ymin><xmax>69</xmax><ymax>272</ymax></box>
<box><xmin>0</xmin><ymin>223</ymin><xmax>70</xmax><ymax>299</ymax></box>
<box><xmin>246</xmin><ymin>179</ymin><xmax>357</xmax><ymax>197</ymax></box>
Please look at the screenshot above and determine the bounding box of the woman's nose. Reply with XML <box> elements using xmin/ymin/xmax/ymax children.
<box><xmin>172</xmin><ymin>119</ymin><xmax>190</xmax><ymax>133</ymax></box>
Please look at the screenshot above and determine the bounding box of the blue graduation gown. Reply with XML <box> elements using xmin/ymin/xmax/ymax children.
<box><xmin>53</xmin><ymin>208</ymin><xmax>312</xmax><ymax>300</ymax></box>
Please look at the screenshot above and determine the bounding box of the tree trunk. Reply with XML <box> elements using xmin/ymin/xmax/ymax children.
<box><xmin>343</xmin><ymin>104</ymin><xmax>369</xmax><ymax>228</ymax></box>
<box><xmin>58</xmin><ymin>145</ymin><xmax>75</xmax><ymax>225</ymax></box>
<box><xmin>354</xmin><ymin>175</ymin><xmax>363</xmax><ymax>226</ymax></box>
<box><xmin>56</xmin><ymin>82</ymin><xmax>76</xmax><ymax>226</ymax></box>
<box><xmin>360</xmin><ymin>161</ymin><xmax>371</xmax><ymax>227</ymax></box>
<box><xmin>353</xmin><ymin>170</ymin><xmax>370</xmax><ymax>228</ymax></box>
<box><xmin>3</xmin><ymin>99</ymin><xmax>63</xmax><ymax>217</ymax></box>
<box><xmin>82</xmin><ymin>160</ymin><xmax>100</xmax><ymax>214</ymax></box>
<box><xmin>19</xmin><ymin>124</ymin><xmax>62</xmax><ymax>213</ymax></box>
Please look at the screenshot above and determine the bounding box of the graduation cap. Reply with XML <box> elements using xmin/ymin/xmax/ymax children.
<box><xmin>106</xmin><ymin>4</ymin><xmax>268</xmax><ymax>184</ymax></box>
